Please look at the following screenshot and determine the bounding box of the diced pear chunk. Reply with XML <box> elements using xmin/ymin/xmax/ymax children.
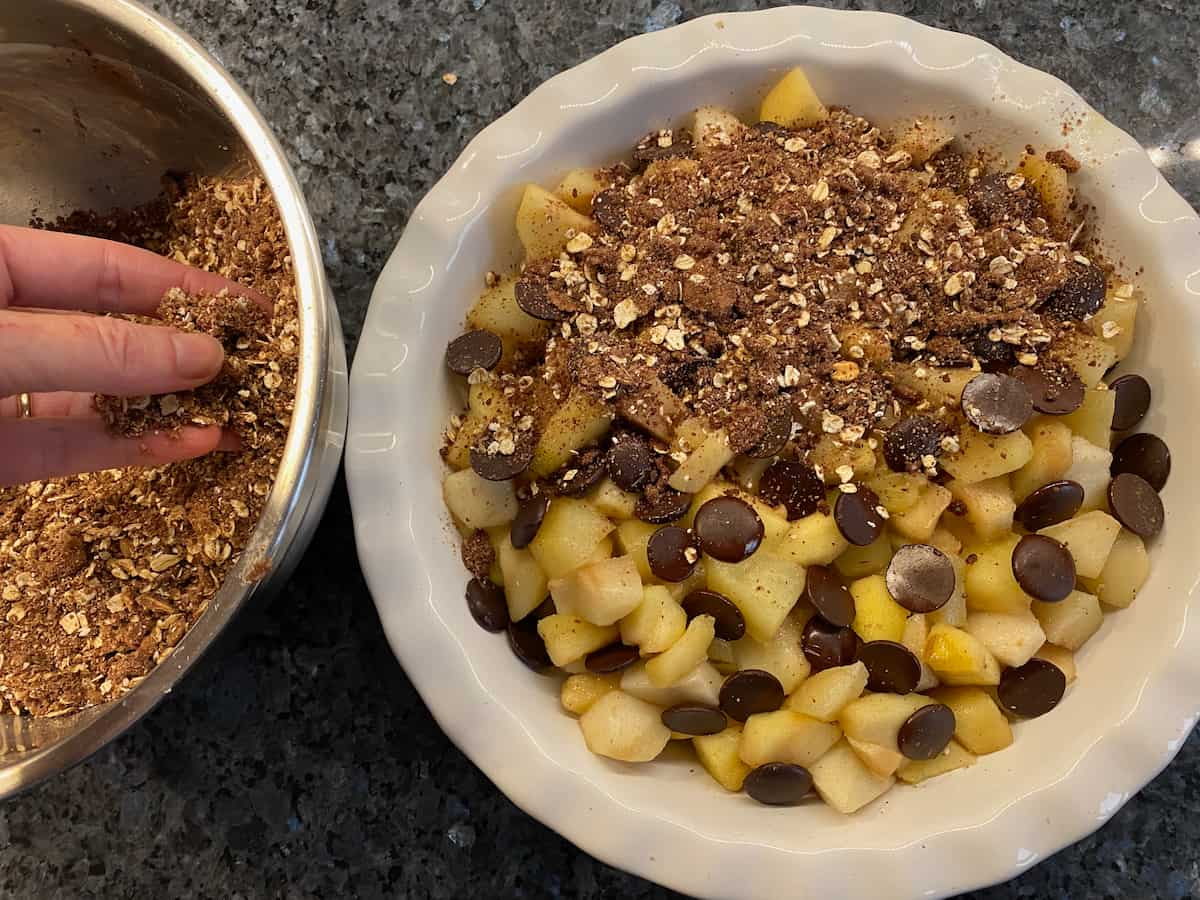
<box><xmin>705</xmin><ymin>551</ymin><xmax>805</xmax><ymax>642</ymax></box>
<box><xmin>538</xmin><ymin>615</ymin><xmax>619</xmax><ymax>667</ymax></box>
<box><xmin>1055</xmin><ymin>332</ymin><xmax>1118</xmax><ymax>389</ymax></box>
<box><xmin>1033</xmin><ymin>589</ymin><xmax>1102</xmax><ymax>651</ymax></box>
<box><xmin>464</xmin><ymin>273</ymin><xmax>548</xmax><ymax>367</ymax></box>
<box><xmin>732</xmin><ymin>614</ymin><xmax>811</xmax><ymax>693</ymax></box>
<box><xmin>620</xmin><ymin>585</ymin><xmax>687</xmax><ymax>654</ymax></box>
<box><xmin>964</xmin><ymin>609</ymin><xmax>1046</xmax><ymax>668</ymax></box>
<box><xmin>892</xmin><ymin>118</ymin><xmax>954</xmax><ymax>165</ymax></box>
<box><xmin>561</xmin><ymin>672</ymin><xmax>621</xmax><ymax>715</ymax></box>
<box><xmin>897</xmin><ymin>740</ymin><xmax>976</xmax><ymax>784</ymax></box>
<box><xmin>1093</xmin><ymin>287</ymin><xmax>1139</xmax><ymax>360</ymax></box>
<box><xmin>531</xmin><ymin>393</ymin><xmax>614</xmax><ymax>477</ymax></box>
<box><xmin>515</xmin><ymin>183</ymin><xmax>598</xmax><ymax>260</ymax></box>
<box><xmin>849</xmin><ymin>574</ymin><xmax>909</xmax><ymax>643</ymax></box>
<box><xmin>759</xmin><ymin>66</ymin><xmax>828</xmax><ymax>128</ymax></box>
<box><xmin>949</xmin><ymin>476</ymin><xmax>1015</xmax><ymax>542</ymax></box>
<box><xmin>941</xmin><ymin>429</ymin><xmax>1033</xmax><ymax>484</ymax></box>
<box><xmin>846</xmin><ymin>737</ymin><xmax>905</xmax><ymax>778</ymax></box>
<box><xmin>890</xmin><ymin>483</ymin><xmax>953</xmax><ymax>542</ymax></box>
<box><xmin>785</xmin><ymin>662</ymin><xmax>868</xmax><ymax>722</ymax></box>
<box><xmin>928</xmin><ymin>554</ymin><xmax>968</xmax><ymax>627</ymax></box>
<box><xmin>621</xmin><ymin>660</ymin><xmax>723</xmax><ymax>707</ymax></box>
<box><xmin>925</xmin><ymin>623</ymin><xmax>1001</xmax><ymax>686</ymax></box>
<box><xmin>1081</xmin><ymin>528</ymin><xmax>1149</xmax><ymax>608</ymax></box>
<box><xmin>692</xmin><ymin>105</ymin><xmax>745</xmax><ymax>153</ymax></box>
<box><xmin>1012</xmin><ymin>417</ymin><xmax>1074</xmax><ymax>502</ymax></box>
<box><xmin>1061</xmin><ymin>389</ymin><xmax>1116</xmax><ymax>448</ymax></box>
<box><xmin>963</xmin><ymin>535</ymin><xmax>1032</xmax><ymax>614</ymax></box>
<box><xmin>549</xmin><ymin>555</ymin><xmax>642</xmax><ymax>625</ymax></box>
<box><xmin>497</xmin><ymin>534</ymin><xmax>549</xmax><ymax>621</ymax></box>
<box><xmin>1017</xmin><ymin>153</ymin><xmax>1072</xmax><ymax>222</ymax></box>
<box><xmin>1037</xmin><ymin>510</ymin><xmax>1120</xmax><ymax>578</ymax></box>
<box><xmin>840</xmin><ymin>693</ymin><xmax>936</xmax><ymax>753</ymax></box>
<box><xmin>668</xmin><ymin>429</ymin><xmax>734</xmax><ymax>493</ymax></box>
<box><xmin>694</xmin><ymin>726</ymin><xmax>752</xmax><ymax>791</ymax></box>
<box><xmin>931</xmin><ymin>686</ymin><xmax>1012</xmax><ymax>755</ymax></box>
<box><xmin>589</xmin><ymin>478</ymin><xmax>638</xmax><ymax>520</ymax></box>
<box><xmin>443</xmin><ymin>468</ymin><xmax>518</xmax><ymax>529</ymax></box>
<box><xmin>777</xmin><ymin>511</ymin><xmax>849</xmax><ymax>566</ymax></box>
<box><xmin>1060</xmin><ymin>436</ymin><xmax>1113</xmax><ymax>513</ymax></box>
<box><xmin>834</xmin><ymin>533</ymin><xmax>892</xmax><ymax>579</ymax></box>
<box><xmin>891</xmin><ymin>365</ymin><xmax>974</xmax><ymax>409</ymax></box>
<box><xmin>579</xmin><ymin>690</ymin><xmax>671</xmax><ymax>762</ymax></box>
<box><xmin>739</xmin><ymin>710</ymin><xmax>842</xmax><ymax>767</ymax></box>
<box><xmin>529</xmin><ymin>498</ymin><xmax>615</xmax><ymax>579</ymax></box>
<box><xmin>809</xmin><ymin>739</ymin><xmax>895</xmax><ymax>814</ymax></box>
<box><xmin>554</xmin><ymin>168</ymin><xmax>609</xmax><ymax>214</ymax></box>
<box><xmin>614</xmin><ymin>519</ymin><xmax>657</xmax><ymax>581</ymax></box>
<box><xmin>646</xmin><ymin>615</ymin><xmax>715</xmax><ymax>686</ymax></box>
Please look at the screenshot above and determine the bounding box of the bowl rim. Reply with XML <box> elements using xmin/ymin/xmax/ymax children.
<box><xmin>0</xmin><ymin>0</ymin><xmax>337</xmax><ymax>798</ymax></box>
<box><xmin>348</xmin><ymin>8</ymin><xmax>1200</xmax><ymax>898</ymax></box>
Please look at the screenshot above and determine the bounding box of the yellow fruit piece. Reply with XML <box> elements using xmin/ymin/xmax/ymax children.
<box><xmin>739</xmin><ymin>710</ymin><xmax>842</xmax><ymax>767</ymax></box>
<box><xmin>549</xmin><ymin>555</ymin><xmax>642</xmax><ymax>626</ymax></box>
<box><xmin>560</xmin><ymin>672</ymin><xmax>621</xmax><ymax>716</ymax></box>
<box><xmin>464</xmin><ymin>272</ymin><xmax>548</xmax><ymax>365</ymax></box>
<box><xmin>777</xmin><ymin>511</ymin><xmax>850</xmax><ymax>566</ymax></box>
<box><xmin>1093</xmin><ymin>286</ymin><xmax>1139</xmax><ymax>360</ymax></box>
<box><xmin>834</xmin><ymin>533</ymin><xmax>892</xmax><ymax>579</ymax></box>
<box><xmin>925</xmin><ymin>623</ymin><xmax>1001</xmax><ymax>686</ymax></box>
<box><xmin>759</xmin><ymin>66</ymin><xmax>829</xmax><ymax>128</ymax></box>
<box><xmin>538</xmin><ymin>615</ymin><xmax>619</xmax><ymax>667</ymax></box>
<box><xmin>668</xmin><ymin>429</ymin><xmax>734</xmax><ymax>493</ymax></box>
<box><xmin>1037</xmin><ymin>510</ymin><xmax>1121</xmax><ymax>579</ymax></box>
<box><xmin>589</xmin><ymin>478</ymin><xmax>638</xmax><ymax>520</ymax></box>
<box><xmin>897</xmin><ymin>739</ymin><xmax>976</xmax><ymax>784</ymax></box>
<box><xmin>705</xmin><ymin>550</ymin><xmax>805</xmax><ymax>643</ymax></box>
<box><xmin>579</xmin><ymin>690</ymin><xmax>671</xmax><ymax>762</ymax></box>
<box><xmin>867</xmin><ymin>472</ymin><xmax>927</xmax><ymax>515</ymax></box>
<box><xmin>1034</xmin><ymin>643</ymin><xmax>1077</xmax><ymax>683</ymax></box>
<box><xmin>890</xmin><ymin>365</ymin><xmax>974</xmax><ymax>410</ymax></box>
<box><xmin>554</xmin><ymin>168</ymin><xmax>610</xmax><ymax>214</ymax></box>
<box><xmin>846</xmin><ymin>736</ymin><xmax>905</xmax><ymax>778</ymax></box>
<box><xmin>613</xmin><ymin>519</ymin><xmax>657</xmax><ymax>581</ymax></box>
<box><xmin>941</xmin><ymin>429</ymin><xmax>1033</xmax><ymax>484</ymax></box>
<box><xmin>515</xmin><ymin>183</ymin><xmax>598</xmax><ymax>260</ymax></box>
<box><xmin>892</xmin><ymin>118</ymin><xmax>954</xmax><ymax>165</ymax></box>
<box><xmin>931</xmin><ymin>686</ymin><xmax>1012</xmax><ymax>755</ymax></box>
<box><xmin>890</xmin><ymin>483</ymin><xmax>953</xmax><ymax>543</ymax></box>
<box><xmin>620</xmin><ymin>585</ymin><xmax>687</xmax><ymax>655</ymax></box>
<box><xmin>1017</xmin><ymin>153</ymin><xmax>1071</xmax><ymax>222</ymax></box>
<box><xmin>1060</xmin><ymin>389</ymin><xmax>1115</xmax><ymax>448</ymax></box>
<box><xmin>529</xmin><ymin>497</ymin><xmax>615</xmax><ymax>579</ymax></box>
<box><xmin>692</xmin><ymin>105</ymin><xmax>745</xmax><ymax>153</ymax></box>
<box><xmin>1054</xmin><ymin>332</ymin><xmax>1118</xmax><ymax>389</ymax></box>
<box><xmin>496</xmin><ymin>534</ymin><xmax>549</xmax><ymax>621</ymax></box>
<box><xmin>1081</xmin><ymin>528</ymin><xmax>1149</xmax><ymax>609</ymax></box>
<box><xmin>1012</xmin><ymin>417</ymin><xmax>1073</xmax><ymax>502</ymax></box>
<box><xmin>530</xmin><ymin>393</ymin><xmax>614</xmax><ymax>477</ymax></box>
<box><xmin>949</xmin><ymin>476</ymin><xmax>1015</xmax><ymax>542</ymax></box>
<box><xmin>785</xmin><ymin>661</ymin><xmax>868</xmax><ymax>722</ymax></box>
<box><xmin>646</xmin><ymin>615</ymin><xmax>716</xmax><ymax>687</ymax></box>
<box><xmin>1033</xmin><ymin>590</ymin><xmax>1102</xmax><ymax>651</ymax></box>
<box><xmin>963</xmin><ymin>535</ymin><xmax>1032</xmax><ymax>614</ymax></box>
<box><xmin>732</xmin><ymin>614</ymin><xmax>811</xmax><ymax>693</ymax></box>
<box><xmin>443</xmin><ymin>468</ymin><xmax>518</xmax><ymax>530</ymax></box>
<box><xmin>694</xmin><ymin>725</ymin><xmax>752</xmax><ymax>791</ymax></box>
<box><xmin>849</xmin><ymin>574</ymin><xmax>909</xmax><ymax>643</ymax></box>
<box><xmin>839</xmin><ymin>693</ymin><xmax>935</xmax><ymax>753</ymax></box>
<box><xmin>810</xmin><ymin>435</ymin><xmax>876</xmax><ymax>484</ymax></box>
<box><xmin>808</xmin><ymin>739</ymin><xmax>895</xmax><ymax>814</ymax></box>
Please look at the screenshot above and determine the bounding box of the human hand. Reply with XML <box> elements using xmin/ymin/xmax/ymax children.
<box><xmin>0</xmin><ymin>225</ymin><xmax>263</xmax><ymax>487</ymax></box>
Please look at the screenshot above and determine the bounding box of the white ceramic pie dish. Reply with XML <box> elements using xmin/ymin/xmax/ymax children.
<box><xmin>347</xmin><ymin>8</ymin><xmax>1199</xmax><ymax>898</ymax></box>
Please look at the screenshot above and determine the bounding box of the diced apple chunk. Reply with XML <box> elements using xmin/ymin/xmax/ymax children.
<box><xmin>846</xmin><ymin>737</ymin><xmax>905</xmax><ymax>778</ymax></box>
<box><xmin>692</xmin><ymin>105</ymin><xmax>745</xmax><ymax>153</ymax></box>
<box><xmin>694</xmin><ymin>726</ymin><xmax>752</xmax><ymax>791</ymax></box>
<box><xmin>1060</xmin><ymin>436</ymin><xmax>1113</xmax><ymax>513</ymax></box>
<box><xmin>1093</xmin><ymin>287</ymin><xmax>1139</xmax><ymax>360</ymax></box>
<box><xmin>963</xmin><ymin>535</ymin><xmax>1032</xmax><ymax>614</ymax></box>
<box><xmin>620</xmin><ymin>585</ymin><xmax>687</xmax><ymax>654</ymax></box>
<box><xmin>949</xmin><ymin>476</ymin><xmax>1015</xmax><ymax>542</ymax></box>
<box><xmin>464</xmin><ymin>273</ymin><xmax>549</xmax><ymax>366</ymax></box>
<box><xmin>579</xmin><ymin>690</ymin><xmax>671</xmax><ymax>762</ymax></box>
<box><xmin>890</xmin><ymin>483</ymin><xmax>953</xmax><ymax>542</ymax></box>
<box><xmin>931</xmin><ymin>686</ymin><xmax>1012</xmax><ymax>755</ymax></box>
<box><xmin>868</xmin><ymin>472</ymin><xmax>926</xmax><ymax>515</ymax></box>
<box><xmin>549</xmin><ymin>555</ymin><xmax>642</xmax><ymax>625</ymax></box>
<box><xmin>1034</xmin><ymin>643</ymin><xmax>1077</xmax><ymax>683</ymax></box>
<box><xmin>892</xmin><ymin>118</ymin><xmax>954</xmax><ymax>165</ymax></box>
<box><xmin>759</xmin><ymin>66</ymin><xmax>828</xmax><ymax>128</ymax></box>
<box><xmin>740</xmin><ymin>710</ymin><xmax>842</xmax><ymax>767</ymax></box>
<box><xmin>785</xmin><ymin>661</ymin><xmax>868</xmax><ymax>722</ymax></box>
<box><xmin>621</xmin><ymin>660</ymin><xmax>723</xmax><ymax>707</ymax></box>
<box><xmin>646</xmin><ymin>615</ymin><xmax>716</xmax><ymax>686</ymax></box>
<box><xmin>1061</xmin><ymin>389</ymin><xmax>1116</xmax><ymax>448</ymax></box>
<box><xmin>669</xmin><ymin>429</ymin><xmax>734</xmax><ymax>493</ymax></box>
<box><xmin>732</xmin><ymin>615</ymin><xmax>811</xmax><ymax>693</ymax></box>
<box><xmin>925</xmin><ymin>623</ymin><xmax>1001</xmax><ymax>686</ymax></box>
<box><xmin>810</xmin><ymin>435</ymin><xmax>876</xmax><ymax>484</ymax></box>
<box><xmin>515</xmin><ymin>183</ymin><xmax>598</xmax><ymax>260</ymax></box>
<box><xmin>941</xmin><ymin>429</ymin><xmax>1033</xmax><ymax>484</ymax></box>
<box><xmin>1017</xmin><ymin>153</ymin><xmax>1072</xmax><ymax>222</ymax></box>
<box><xmin>1012</xmin><ymin>417</ymin><xmax>1074</xmax><ymax>502</ymax></box>
<box><xmin>834</xmin><ymin>533</ymin><xmax>892</xmax><ymax>579</ymax></box>
<box><xmin>538</xmin><ymin>615</ymin><xmax>619</xmax><ymax>667</ymax></box>
<box><xmin>777</xmin><ymin>511</ymin><xmax>849</xmax><ymax>566</ymax></box>
<box><xmin>897</xmin><ymin>740</ymin><xmax>976</xmax><ymax>784</ymax></box>
<box><xmin>928</xmin><ymin>554</ymin><xmax>968</xmax><ymax>627</ymax></box>
<box><xmin>809</xmin><ymin>739</ymin><xmax>895</xmax><ymax>814</ymax></box>
<box><xmin>529</xmin><ymin>498</ymin><xmax>615</xmax><ymax>579</ymax></box>
<box><xmin>849</xmin><ymin>574</ymin><xmax>909</xmax><ymax>643</ymax></box>
<box><xmin>497</xmin><ymin>535</ymin><xmax>550</xmax><ymax>621</ymax></box>
<box><xmin>891</xmin><ymin>365</ymin><xmax>974</xmax><ymax>409</ymax></box>
<box><xmin>1033</xmin><ymin>589</ymin><xmax>1102</xmax><ymax>651</ymax></box>
<box><xmin>1037</xmin><ymin>510</ymin><xmax>1120</xmax><ymax>579</ymax></box>
<box><xmin>589</xmin><ymin>478</ymin><xmax>638</xmax><ymax>520</ymax></box>
<box><xmin>1082</xmin><ymin>528</ymin><xmax>1149</xmax><ymax>608</ymax></box>
<box><xmin>531</xmin><ymin>393</ymin><xmax>614</xmax><ymax>477</ymax></box>
<box><xmin>560</xmin><ymin>672</ymin><xmax>621</xmax><ymax>715</ymax></box>
<box><xmin>840</xmin><ymin>693</ymin><xmax>936</xmax><ymax>753</ymax></box>
<box><xmin>705</xmin><ymin>550</ymin><xmax>806</xmax><ymax>642</ymax></box>
<box><xmin>614</xmin><ymin>519</ymin><xmax>657</xmax><ymax>581</ymax></box>
<box><xmin>443</xmin><ymin>468</ymin><xmax>518</xmax><ymax>529</ymax></box>
<box><xmin>554</xmin><ymin>168</ymin><xmax>610</xmax><ymax>214</ymax></box>
<box><xmin>1055</xmin><ymin>332</ymin><xmax>1118</xmax><ymax>389</ymax></box>
<box><xmin>964</xmin><ymin>610</ymin><xmax>1046</xmax><ymax>668</ymax></box>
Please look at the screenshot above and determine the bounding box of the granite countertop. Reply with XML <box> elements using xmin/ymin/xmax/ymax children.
<box><xmin>4</xmin><ymin>1</ymin><xmax>1199</xmax><ymax>897</ymax></box>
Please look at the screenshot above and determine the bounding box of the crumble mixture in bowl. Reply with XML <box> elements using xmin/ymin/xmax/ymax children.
<box><xmin>349</xmin><ymin>9</ymin><xmax>1198</xmax><ymax>898</ymax></box>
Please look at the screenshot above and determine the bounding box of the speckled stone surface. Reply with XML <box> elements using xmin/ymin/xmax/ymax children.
<box><xmin>3</xmin><ymin>1</ymin><xmax>1199</xmax><ymax>897</ymax></box>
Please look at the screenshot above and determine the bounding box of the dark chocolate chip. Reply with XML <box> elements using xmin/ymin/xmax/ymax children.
<box><xmin>635</xmin><ymin>487</ymin><xmax>694</xmax><ymax>524</ymax></box>
<box><xmin>801</xmin><ymin>616</ymin><xmax>861</xmax><ymax>671</ymax></box>
<box><xmin>897</xmin><ymin>704</ymin><xmax>956</xmax><ymax>760</ymax></box>
<box><xmin>466</xmin><ymin>578</ymin><xmax>509</xmax><ymax>633</ymax></box>
<box><xmin>1109</xmin><ymin>374</ymin><xmax>1151</xmax><ymax>431</ymax></box>
<box><xmin>1010</xmin><ymin>366</ymin><xmax>1085</xmax><ymax>415</ymax></box>
<box><xmin>744</xmin><ymin>763</ymin><xmax>813</xmax><ymax>806</ymax></box>
<box><xmin>802</xmin><ymin>565</ymin><xmax>855</xmax><ymax>628</ymax></box>
<box><xmin>1014</xmin><ymin>480</ymin><xmax>1084</xmax><ymax>531</ymax></box>
<box><xmin>833</xmin><ymin>487</ymin><xmax>885</xmax><ymax>546</ymax></box>
<box><xmin>554</xmin><ymin>448</ymin><xmax>607</xmax><ymax>496</ymax></box>
<box><xmin>883</xmin><ymin>416</ymin><xmax>947</xmax><ymax>472</ymax></box>
<box><xmin>585</xmin><ymin>643</ymin><xmax>640</xmax><ymax>674</ymax></box>
<box><xmin>510</xmin><ymin>494</ymin><xmax>550</xmax><ymax>549</ymax></box>
<box><xmin>758</xmin><ymin>461</ymin><xmax>826</xmax><ymax>520</ymax></box>
<box><xmin>885</xmin><ymin>544</ymin><xmax>956</xmax><ymax>613</ymax></box>
<box><xmin>744</xmin><ymin>398</ymin><xmax>794</xmax><ymax>459</ymax></box>
<box><xmin>647</xmin><ymin>526</ymin><xmax>699</xmax><ymax>582</ymax></box>
<box><xmin>632</xmin><ymin>135</ymin><xmax>694</xmax><ymax>162</ymax></box>
<box><xmin>445</xmin><ymin>329</ymin><xmax>503</xmax><ymax>375</ymax></box>
<box><xmin>1107</xmin><ymin>472</ymin><xmax>1165</xmax><ymax>538</ymax></box>
<box><xmin>682</xmin><ymin>589</ymin><xmax>746</xmax><ymax>641</ymax></box>
<box><xmin>470</xmin><ymin>440</ymin><xmax>533</xmax><ymax>481</ymax></box>
<box><xmin>1041</xmin><ymin>264</ymin><xmax>1107</xmax><ymax>320</ymax></box>
<box><xmin>514</xmin><ymin>278</ymin><xmax>570</xmax><ymax>321</ymax></box>
<box><xmin>964</xmin><ymin>329</ymin><xmax>1017</xmax><ymax>372</ymax></box>
<box><xmin>590</xmin><ymin>189</ymin><xmax>627</xmax><ymax>231</ymax></box>
<box><xmin>694</xmin><ymin>496</ymin><xmax>764</xmax><ymax>563</ymax></box>
<box><xmin>507</xmin><ymin>618</ymin><xmax>552</xmax><ymax>672</ymax></box>
<box><xmin>661</xmin><ymin>704</ymin><xmax>727</xmax><ymax>736</ymax></box>
<box><xmin>997</xmin><ymin>658</ymin><xmax>1066</xmax><ymax>718</ymax></box>
<box><xmin>967</xmin><ymin>171</ymin><xmax>1039</xmax><ymax>227</ymax></box>
<box><xmin>1011</xmin><ymin>534</ymin><xmax>1076</xmax><ymax>602</ymax></box>
<box><xmin>1111</xmin><ymin>433</ymin><xmax>1171</xmax><ymax>492</ymax></box>
<box><xmin>608</xmin><ymin>436</ymin><xmax>657</xmax><ymax>492</ymax></box>
<box><xmin>961</xmin><ymin>373</ymin><xmax>1034</xmax><ymax>434</ymax></box>
<box><xmin>857</xmin><ymin>640</ymin><xmax>921</xmax><ymax>694</ymax></box>
<box><xmin>529</xmin><ymin>596</ymin><xmax>556</xmax><ymax>621</ymax></box>
<box><xmin>718</xmin><ymin>669</ymin><xmax>785</xmax><ymax>722</ymax></box>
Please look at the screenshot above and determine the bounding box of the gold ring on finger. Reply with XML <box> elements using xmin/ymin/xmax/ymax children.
<box><xmin>17</xmin><ymin>393</ymin><xmax>32</xmax><ymax>418</ymax></box>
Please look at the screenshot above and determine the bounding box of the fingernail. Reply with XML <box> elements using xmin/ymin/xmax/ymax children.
<box><xmin>172</xmin><ymin>332</ymin><xmax>224</xmax><ymax>381</ymax></box>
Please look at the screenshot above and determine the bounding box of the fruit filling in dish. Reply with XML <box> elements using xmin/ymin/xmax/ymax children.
<box><xmin>440</xmin><ymin>67</ymin><xmax>1168</xmax><ymax>813</ymax></box>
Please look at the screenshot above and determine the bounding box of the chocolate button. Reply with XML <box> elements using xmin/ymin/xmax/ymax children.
<box><xmin>510</xmin><ymin>494</ymin><xmax>549</xmax><ymax>549</ymax></box>
<box><xmin>885</xmin><ymin>544</ymin><xmax>955</xmax><ymax>613</ymax></box>
<box><xmin>1010</xmin><ymin>366</ymin><xmax>1085</xmax><ymax>415</ymax></box>
<box><xmin>445</xmin><ymin>329</ymin><xmax>503</xmax><ymax>375</ymax></box>
<box><xmin>744</xmin><ymin>763</ymin><xmax>813</xmax><ymax>806</ymax></box>
<box><xmin>883</xmin><ymin>417</ymin><xmax>947</xmax><ymax>472</ymax></box>
<box><xmin>585</xmin><ymin>643</ymin><xmax>640</xmax><ymax>674</ymax></box>
<box><xmin>608</xmin><ymin>437</ymin><xmax>656</xmax><ymax>492</ymax></box>
<box><xmin>744</xmin><ymin>399</ymin><xmax>794</xmax><ymax>459</ymax></box>
<box><xmin>1013</xmin><ymin>480</ymin><xmax>1084</xmax><ymax>532</ymax></box>
<box><xmin>1108</xmin><ymin>472</ymin><xmax>1164</xmax><ymax>538</ymax></box>
<box><xmin>961</xmin><ymin>373</ymin><xmax>1034</xmax><ymax>434</ymax></box>
<box><xmin>1111</xmin><ymin>432</ymin><xmax>1170</xmax><ymax>491</ymax></box>
<box><xmin>898</xmin><ymin>703</ymin><xmax>956</xmax><ymax>760</ymax></box>
<box><xmin>1011</xmin><ymin>534</ymin><xmax>1076</xmax><ymax>602</ymax></box>
<box><xmin>507</xmin><ymin>618</ymin><xmax>552</xmax><ymax>673</ymax></box>
<box><xmin>1041</xmin><ymin>264</ymin><xmax>1106</xmax><ymax>320</ymax></box>
<box><xmin>682</xmin><ymin>590</ymin><xmax>746</xmax><ymax>641</ymax></box>
<box><xmin>661</xmin><ymin>704</ymin><xmax>727</xmax><ymax>736</ymax></box>
<box><xmin>802</xmin><ymin>565</ymin><xmax>855</xmax><ymax>628</ymax></box>
<box><xmin>757</xmin><ymin>461</ymin><xmax>824</xmax><ymax>520</ymax></box>
<box><xmin>719</xmin><ymin>669</ymin><xmax>785</xmax><ymax>722</ymax></box>
<box><xmin>997</xmin><ymin>658</ymin><xmax>1066</xmax><ymax>718</ymax></box>
<box><xmin>857</xmin><ymin>640</ymin><xmax>921</xmax><ymax>694</ymax></box>
<box><xmin>833</xmin><ymin>487</ymin><xmax>885</xmax><ymax>546</ymax></box>
<box><xmin>514</xmin><ymin>279</ymin><xmax>570</xmax><ymax>321</ymax></box>
<box><xmin>635</xmin><ymin>487</ymin><xmax>693</xmax><ymax>524</ymax></box>
<box><xmin>470</xmin><ymin>440</ymin><xmax>533</xmax><ymax>481</ymax></box>
<box><xmin>694</xmin><ymin>496</ymin><xmax>764</xmax><ymax>562</ymax></box>
<box><xmin>801</xmin><ymin>615</ymin><xmax>860</xmax><ymax>671</ymax></box>
<box><xmin>466</xmin><ymin>578</ymin><xmax>509</xmax><ymax>633</ymax></box>
<box><xmin>1109</xmin><ymin>374</ymin><xmax>1151</xmax><ymax>432</ymax></box>
<box><xmin>647</xmin><ymin>526</ymin><xmax>699</xmax><ymax>582</ymax></box>
<box><xmin>554</xmin><ymin>448</ymin><xmax>607</xmax><ymax>496</ymax></box>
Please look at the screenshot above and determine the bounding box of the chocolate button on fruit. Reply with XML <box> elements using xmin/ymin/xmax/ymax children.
<box><xmin>510</xmin><ymin>494</ymin><xmax>550</xmax><ymax>549</ymax></box>
<box><xmin>897</xmin><ymin>704</ymin><xmax>956</xmax><ymax>760</ymax></box>
<box><xmin>514</xmin><ymin>278</ymin><xmax>570</xmax><ymax>321</ymax></box>
<box><xmin>608</xmin><ymin>436</ymin><xmax>657</xmax><ymax>492</ymax></box>
<box><xmin>470</xmin><ymin>440</ymin><xmax>533</xmax><ymax>481</ymax></box>
<box><xmin>744</xmin><ymin>399</ymin><xmax>794</xmax><ymax>459</ymax></box>
<box><xmin>997</xmin><ymin>658</ymin><xmax>1066</xmax><ymax>718</ymax></box>
<box><xmin>1010</xmin><ymin>366</ymin><xmax>1085</xmax><ymax>416</ymax></box>
<box><xmin>857</xmin><ymin>640</ymin><xmax>921</xmax><ymax>694</ymax></box>
<box><xmin>961</xmin><ymin>372</ymin><xmax>1034</xmax><ymax>434</ymax></box>
<box><xmin>802</xmin><ymin>565</ymin><xmax>855</xmax><ymax>628</ymax></box>
<box><xmin>885</xmin><ymin>544</ymin><xmax>955</xmax><ymax>613</ymax></box>
<box><xmin>802</xmin><ymin>615</ymin><xmax>860</xmax><ymax>671</ymax></box>
<box><xmin>883</xmin><ymin>416</ymin><xmax>947</xmax><ymax>472</ymax></box>
<box><xmin>833</xmin><ymin>486</ymin><xmax>885</xmax><ymax>546</ymax></box>
<box><xmin>1111</xmin><ymin>432</ymin><xmax>1171</xmax><ymax>491</ymax></box>
<box><xmin>1041</xmin><ymin>263</ymin><xmax>1107</xmax><ymax>320</ymax></box>
<box><xmin>661</xmin><ymin>704</ymin><xmax>727</xmax><ymax>736</ymax></box>
<box><xmin>585</xmin><ymin>643</ymin><xmax>640</xmax><ymax>674</ymax></box>
<box><xmin>1011</xmin><ymin>534</ymin><xmax>1076</xmax><ymax>602</ymax></box>
<box><xmin>647</xmin><ymin>526</ymin><xmax>699</xmax><ymax>582</ymax></box>
<box><xmin>1013</xmin><ymin>480</ymin><xmax>1084</xmax><ymax>531</ymax></box>
<box><xmin>682</xmin><ymin>589</ymin><xmax>746</xmax><ymax>641</ymax></box>
<box><xmin>445</xmin><ymin>329</ymin><xmax>503</xmax><ymax>375</ymax></box>
<box><xmin>465</xmin><ymin>578</ymin><xmax>509</xmax><ymax>633</ymax></box>
<box><xmin>744</xmin><ymin>763</ymin><xmax>813</xmax><ymax>806</ymax></box>
<box><xmin>554</xmin><ymin>448</ymin><xmax>607</xmax><ymax>496</ymax></box>
<box><xmin>757</xmin><ymin>460</ymin><xmax>824</xmax><ymax>520</ymax></box>
<box><xmin>635</xmin><ymin>487</ymin><xmax>693</xmax><ymax>524</ymax></box>
<box><xmin>507</xmin><ymin>618</ymin><xmax>552</xmax><ymax>673</ymax></box>
<box><xmin>1109</xmin><ymin>374</ymin><xmax>1151</xmax><ymax>431</ymax></box>
<box><xmin>694</xmin><ymin>496</ymin><xmax>764</xmax><ymax>562</ymax></box>
<box><xmin>719</xmin><ymin>669</ymin><xmax>785</xmax><ymax>721</ymax></box>
<box><xmin>1108</xmin><ymin>472</ymin><xmax>1165</xmax><ymax>538</ymax></box>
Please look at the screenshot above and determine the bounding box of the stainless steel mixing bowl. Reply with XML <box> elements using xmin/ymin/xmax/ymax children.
<box><xmin>0</xmin><ymin>0</ymin><xmax>348</xmax><ymax>796</ymax></box>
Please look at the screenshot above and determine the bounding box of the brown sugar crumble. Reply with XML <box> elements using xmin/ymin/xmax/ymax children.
<box><xmin>452</xmin><ymin>111</ymin><xmax>1119</xmax><ymax>487</ymax></box>
<box><xmin>0</xmin><ymin>174</ymin><xmax>299</xmax><ymax>717</ymax></box>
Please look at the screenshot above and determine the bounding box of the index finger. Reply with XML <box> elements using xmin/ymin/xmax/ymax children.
<box><xmin>0</xmin><ymin>225</ymin><xmax>267</xmax><ymax>316</ymax></box>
